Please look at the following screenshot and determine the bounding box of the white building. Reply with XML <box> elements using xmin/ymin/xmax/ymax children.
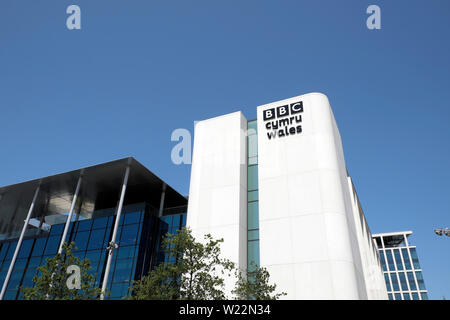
<box><xmin>187</xmin><ymin>92</ymin><xmax>387</xmax><ymax>299</ymax></box>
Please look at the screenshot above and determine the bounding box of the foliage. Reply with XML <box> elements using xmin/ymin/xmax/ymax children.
<box><xmin>21</xmin><ymin>242</ymin><xmax>102</xmax><ymax>300</ymax></box>
<box><xmin>232</xmin><ymin>262</ymin><xmax>287</xmax><ymax>300</ymax></box>
<box><xmin>129</xmin><ymin>227</ymin><xmax>235</xmax><ymax>300</ymax></box>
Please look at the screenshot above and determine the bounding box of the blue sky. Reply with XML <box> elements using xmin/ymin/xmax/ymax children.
<box><xmin>1</xmin><ymin>0</ymin><xmax>449</xmax><ymax>299</ymax></box>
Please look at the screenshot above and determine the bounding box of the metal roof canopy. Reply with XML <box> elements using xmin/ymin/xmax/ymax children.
<box><xmin>0</xmin><ymin>157</ymin><xmax>187</xmax><ymax>238</ymax></box>
<box><xmin>373</xmin><ymin>231</ymin><xmax>412</xmax><ymax>247</ymax></box>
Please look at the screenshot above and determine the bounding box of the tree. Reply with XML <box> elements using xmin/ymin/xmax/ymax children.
<box><xmin>21</xmin><ymin>242</ymin><xmax>102</xmax><ymax>300</ymax></box>
<box><xmin>232</xmin><ymin>262</ymin><xmax>287</xmax><ymax>300</ymax></box>
<box><xmin>129</xmin><ymin>227</ymin><xmax>235</xmax><ymax>300</ymax></box>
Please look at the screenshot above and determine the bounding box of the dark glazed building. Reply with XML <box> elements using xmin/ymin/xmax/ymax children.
<box><xmin>0</xmin><ymin>157</ymin><xmax>187</xmax><ymax>300</ymax></box>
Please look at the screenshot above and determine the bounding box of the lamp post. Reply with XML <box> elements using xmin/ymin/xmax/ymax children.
<box><xmin>434</xmin><ymin>228</ymin><xmax>450</xmax><ymax>237</ymax></box>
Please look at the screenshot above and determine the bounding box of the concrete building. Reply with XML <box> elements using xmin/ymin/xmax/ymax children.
<box><xmin>187</xmin><ymin>92</ymin><xmax>388</xmax><ymax>299</ymax></box>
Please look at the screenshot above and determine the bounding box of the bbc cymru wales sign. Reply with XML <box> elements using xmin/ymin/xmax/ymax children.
<box><xmin>262</xmin><ymin>101</ymin><xmax>303</xmax><ymax>140</ymax></box>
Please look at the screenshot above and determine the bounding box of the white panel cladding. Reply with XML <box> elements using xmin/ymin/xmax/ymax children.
<box><xmin>257</xmin><ymin>92</ymin><xmax>367</xmax><ymax>299</ymax></box>
<box><xmin>347</xmin><ymin>177</ymin><xmax>388</xmax><ymax>300</ymax></box>
<box><xmin>186</xmin><ymin>111</ymin><xmax>248</xmax><ymax>298</ymax></box>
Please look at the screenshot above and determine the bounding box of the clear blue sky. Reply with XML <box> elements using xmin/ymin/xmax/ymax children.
<box><xmin>1</xmin><ymin>0</ymin><xmax>449</xmax><ymax>299</ymax></box>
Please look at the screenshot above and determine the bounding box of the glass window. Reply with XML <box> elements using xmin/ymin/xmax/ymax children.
<box><xmin>380</xmin><ymin>252</ymin><xmax>387</xmax><ymax>271</ymax></box>
<box><xmin>104</xmin><ymin>216</ymin><xmax>114</xmax><ymax>229</ymax></box>
<box><xmin>248</xmin><ymin>134</ymin><xmax>258</xmax><ymax>158</ymax></box>
<box><xmin>4</xmin><ymin>290</ymin><xmax>17</xmax><ymax>300</ymax></box>
<box><xmin>77</xmin><ymin>219</ymin><xmax>93</xmax><ymax>232</ymax></box>
<box><xmin>73</xmin><ymin>251</ymin><xmax>85</xmax><ymax>260</ymax></box>
<box><xmin>14</xmin><ymin>258</ymin><xmax>27</xmax><ymax>271</ymax></box>
<box><xmin>412</xmin><ymin>292</ymin><xmax>419</xmax><ymax>300</ymax></box>
<box><xmin>117</xmin><ymin>246</ymin><xmax>136</xmax><ymax>260</ymax></box>
<box><xmin>112</xmin><ymin>259</ymin><xmax>133</xmax><ymax>283</ymax></box>
<box><xmin>21</xmin><ymin>268</ymin><xmax>37</xmax><ymax>288</ymax></box>
<box><xmin>384</xmin><ymin>273</ymin><xmax>391</xmax><ymax>291</ymax></box>
<box><xmin>50</xmin><ymin>224</ymin><xmax>65</xmax><ymax>236</ymax></box>
<box><xmin>386</xmin><ymin>250</ymin><xmax>395</xmax><ymax>271</ymax></box>
<box><xmin>403</xmin><ymin>293</ymin><xmax>411</xmax><ymax>300</ymax></box>
<box><xmin>119</xmin><ymin>224</ymin><xmax>140</xmax><ymax>246</ymax></box>
<box><xmin>407</xmin><ymin>272</ymin><xmax>417</xmax><ymax>290</ymax></box>
<box><xmin>92</xmin><ymin>217</ymin><xmax>109</xmax><ymax>230</ymax></box>
<box><xmin>401</xmin><ymin>248</ymin><xmax>411</xmax><ymax>270</ymax></box>
<box><xmin>394</xmin><ymin>250</ymin><xmax>403</xmax><ymax>271</ymax></box>
<box><xmin>88</xmin><ymin>229</ymin><xmax>106</xmax><ymax>250</ymax></box>
<box><xmin>180</xmin><ymin>214</ymin><xmax>187</xmax><ymax>227</ymax></box>
<box><xmin>248</xmin><ymin>191</ymin><xmax>258</xmax><ymax>202</ymax></box>
<box><xmin>248</xmin><ymin>120</ymin><xmax>257</xmax><ymax>133</ymax></box>
<box><xmin>123</xmin><ymin>212</ymin><xmax>141</xmax><ymax>225</ymax></box>
<box><xmin>248</xmin><ymin>230</ymin><xmax>259</xmax><ymax>241</ymax></box>
<box><xmin>415</xmin><ymin>271</ymin><xmax>426</xmax><ymax>290</ymax></box>
<box><xmin>420</xmin><ymin>292</ymin><xmax>428</xmax><ymax>300</ymax></box>
<box><xmin>248</xmin><ymin>241</ymin><xmax>260</xmax><ymax>271</ymax></box>
<box><xmin>161</xmin><ymin>215</ymin><xmax>172</xmax><ymax>226</ymax></box>
<box><xmin>398</xmin><ymin>272</ymin><xmax>408</xmax><ymax>291</ymax></box>
<box><xmin>31</xmin><ymin>238</ymin><xmax>47</xmax><ymax>257</ymax></box>
<box><xmin>394</xmin><ymin>293</ymin><xmax>402</xmax><ymax>300</ymax></box>
<box><xmin>27</xmin><ymin>257</ymin><xmax>41</xmax><ymax>268</ymax></box>
<box><xmin>248</xmin><ymin>156</ymin><xmax>258</xmax><ymax>166</ymax></box>
<box><xmin>73</xmin><ymin>231</ymin><xmax>90</xmax><ymax>251</ymax></box>
<box><xmin>110</xmin><ymin>282</ymin><xmax>130</xmax><ymax>299</ymax></box>
<box><xmin>103</xmin><ymin>228</ymin><xmax>112</xmax><ymax>248</ymax></box>
<box><xmin>84</xmin><ymin>250</ymin><xmax>102</xmax><ymax>264</ymax></box>
<box><xmin>410</xmin><ymin>248</ymin><xmax>421</xmax><ymax>269</ymax></box>
<box><xmin>248</xmin><ymin>202</ymin><xmax>259</xmax><ymax>230</ymax></box>
<box><xmin>44</xmin><ymin>236</ymin><xmax>61</xmax><ymax>256</ymax></box>
<box><xmin>0</xmin><ymin>242</ymin><xmax>9</xmax><ymax>261</ymax></box>
<box><xmin>391</xmin><ymin>273</ymin><xmax>399</xmax><ymax>291</ymax></box>
<box><xmin>7</xmin><ymin>269</ymin><xmax>23</xmax><ymax>290</ymax></box>
<box><xmin>248</xmin><ymin>166</ymin><xmax>258</xmax><ymax>191</ymax></box>
<box><xmin>4</xmin><ymin>241</ymin><xmax>17</xmax><ymax>260</ymax></box>
<box><xmin>129</xmin><ymin>259</ymin><xmax>137</xmax><ymax>281</ymax></box>
<box><xmin>18</xmin><ymin>239</ymin><xmax>33</xmax><ymax>259</ymax></box>
<box><xmin>388</xmin><ymin>293</ymin><xmax>393</xmax><ymax>300</ymax></box>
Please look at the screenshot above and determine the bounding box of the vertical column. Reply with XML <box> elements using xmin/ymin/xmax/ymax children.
<box><xmin>100</xmin><ymin>162</ymin><xmax>131</xmax><ymax>300</ymax></box>
<box><xmin>58</xmin><ymin>170</ymin><xmax>84</xmax><ymax>254</ymax></box>
<box><xmin>0</xmin><ymin>182</ymin><xmax>41</xmax><ymax>300</ymax></box>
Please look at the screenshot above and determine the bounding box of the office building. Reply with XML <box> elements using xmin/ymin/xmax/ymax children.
<box><xmin>1</xmin><ymin>92</ymin><xmax>412</xmax><ymax>300</ymax></box>
<box><xmin>0</xmin><ymin>158</ymin><xmax>187</xmax><ymax>300</ymax></box>
<box><xmin>373</xmin><ymin>231</ymin><xmax>429</xmax><ymax>300</ymax></box>
<box><xmin>187</xmin><ymin>92</ymin><xmax>388</xmax><ymax>299</ymax></box>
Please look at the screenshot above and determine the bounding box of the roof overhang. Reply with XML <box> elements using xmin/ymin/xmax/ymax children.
<box><xmin>0</xmin><ymin>157</ymin><xmax>186</xmax><ymax>239</ymax></box>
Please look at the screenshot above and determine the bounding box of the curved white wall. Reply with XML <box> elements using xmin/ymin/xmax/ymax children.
<box><xmin>187</xmin><ymin>93</ymin><xmax>387</xmax><ymax>300</ymax></box>
<box><xmin>257</xmin><ymin>93</ymin><xmax>367</xmax><ymax>299</ymax></box>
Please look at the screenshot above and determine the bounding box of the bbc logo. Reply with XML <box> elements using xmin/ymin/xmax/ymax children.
<box><xmin>263</xmin><ymin>101</ymin><xmax>303</xmax><ymax>121</ymax></box>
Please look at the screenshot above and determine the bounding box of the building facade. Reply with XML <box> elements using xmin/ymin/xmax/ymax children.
<box><xmin>1</xmin><ymin>93</ymin><xmax>424</xmax><ymax>301</ymax></box>
<box><xmin>0</xmin><ymin>158</ymin><xmax>187</xmax><ymax>300</ymax></box>
<box><xmin>187</xmin><ymin>92</ymin><xmax>388</xmax><ymax>299</ymax></box>
<box><xmin>373</xmin><ymin>231</ymin><xmax>429</xmax><ymax>300</ymax></box>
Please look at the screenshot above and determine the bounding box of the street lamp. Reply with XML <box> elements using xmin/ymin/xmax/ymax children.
<box><xmin>434</xmin><ymin>228</ymin><xmax>450</xmax><ymax>237</ymax></box>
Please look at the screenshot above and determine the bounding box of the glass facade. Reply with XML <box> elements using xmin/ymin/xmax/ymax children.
<box><xmin>374</xmin><ymin>232</ymin><xmax>428</xmax><ymax>300</ymax></box>
<box><xmin>0</xmin><ymin>202</ymin><xmax>186</xmax><ymax>300</ymax></box>
<box><xmin>247</xmin><ymin>120</ymin><xmax>260</xmax><ymax>271</ymax></box>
